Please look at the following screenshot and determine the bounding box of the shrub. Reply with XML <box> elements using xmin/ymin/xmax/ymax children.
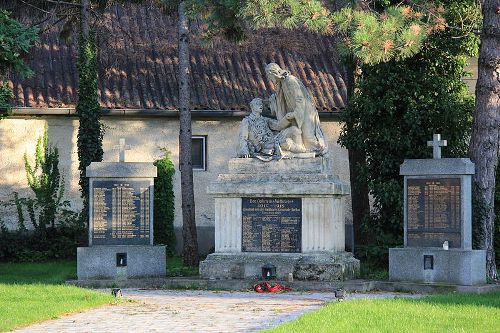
<box><xmin>0</xmin><ymin>129</ymin><xmax>84</xmax><ymax>262</ymax></box>
<box><xmin>153</xmin><ymin>150</ymin><xmax>176</xmax><ymax>255</ymax></box>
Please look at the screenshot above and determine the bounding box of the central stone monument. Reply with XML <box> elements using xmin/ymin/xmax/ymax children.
<box><xmin>200</xmin><ymin>63</ymin><xmax>359</xmax><ymax>281</ymax></box>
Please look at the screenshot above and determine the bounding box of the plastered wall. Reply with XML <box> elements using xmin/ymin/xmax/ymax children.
<box><xmin>0</xmin><ymin>116</ymin><xmax>352</xmax><ymax>239</ymax></box>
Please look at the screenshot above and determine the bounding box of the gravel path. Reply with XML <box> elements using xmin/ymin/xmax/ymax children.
<box><xmin>12</xmin><ymin>289</ymin><xmax>421</xmax><ymax>333</ymax></box>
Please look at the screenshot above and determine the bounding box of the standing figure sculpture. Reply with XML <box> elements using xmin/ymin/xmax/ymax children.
<box><xmin>265</xmin><ymin>63</ymin><xmax>328</xmax><ymax>155</ymax></box>
<box><xmin>238</xmin><ymin>98</ymin><xmax>307</xmax><ymax>160</ymax></box>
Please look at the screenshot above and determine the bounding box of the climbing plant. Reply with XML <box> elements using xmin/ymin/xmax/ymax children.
<box><xmin>76</xmin><ymin>30</ymin><xmax>103</xmax><ymax>226</ymax></box>
<box><xmin>154</xmin><ymin>150</ymin><xmax>176</xmax><ymax>255</ymax></box>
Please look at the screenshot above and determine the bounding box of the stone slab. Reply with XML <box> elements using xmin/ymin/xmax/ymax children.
<box><xmin>400</xmin><ymin>158</ymin><xmax>474</xmax><ymax>176</ymax></box>
<box><xmin>199</xmin><ymin>252</ymin><xmax>359</xmax><ymax>281</ymax></box>
<box><xmin>228</xmin><ymin>156</ymin><xmax>332</xmax><ymax>174</ymax></box>
<box><xmin>86</xmin><ymin>162</ymin><xmax>157</xmax><ymax>178</ymax></box>
<box><xmin>389</xmin><ymin>247</ymin><xmax>486</xmax><ymax>285</ymax></box>
<box><xmin>208</xmin><ymin>180</ymin><xmax>349</xmax><ymax>196</ymax></box>
<box><xmin>77</xmin><ymin>245</ymin><xmax>166</xmax><ymax>280</ymax></box>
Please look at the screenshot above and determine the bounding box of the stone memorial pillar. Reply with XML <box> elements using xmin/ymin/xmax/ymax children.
<box><xmin>389</xmin><ymin>134</ymin><xmax>486</xmax><ymax>285</ymax></box>
<box><xmin>77</xmin><ymin>139</ymin><xmax>166</xmax><ymax>280</ymax></box>
<box><xmin>200</xmin><ymin>157</ymin><xmax>359</xmax><ymax>281</ymax></box>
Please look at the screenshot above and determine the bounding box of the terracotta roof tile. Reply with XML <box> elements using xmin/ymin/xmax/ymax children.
<box><xmin>9</xmin><ymin>4</ymin><xmax>347</xmax><ymax>112</ymax></box>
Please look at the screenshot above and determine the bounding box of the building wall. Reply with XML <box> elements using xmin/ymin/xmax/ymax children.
<box><xmin>0</xmin><ymin>115</ymin><xmax>351</xmax><ymax>253</ymax></box>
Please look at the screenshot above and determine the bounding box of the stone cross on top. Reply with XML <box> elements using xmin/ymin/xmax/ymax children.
<box><xmin>427</xmin><ymin>134</ymin><xmax>447</xmax><ymax>159</ymax></box>
<box><xmin>113</xmin><ymin>138</ymin><xmax>131</xmax><ymax>162</ymax></box>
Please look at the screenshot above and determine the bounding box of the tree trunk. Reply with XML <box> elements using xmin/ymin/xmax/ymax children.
<box><xmin>344</xmin><ymin>60</ymin><xmax>372</xmax><ymax>248</ymax></box>
<box><xmin>81</xmin><ymin>0</ymin><xmax>89</xmax><ymax>37</ymax></box>
<box><xmin>178</xmin><ymin>1</ymin><xmax>199</xmax><ymax>267</ymax></box>
<box><xmin>469</xmin><ymin>0</ymin><xmax>499</xmax><ymax>280</ymax></box>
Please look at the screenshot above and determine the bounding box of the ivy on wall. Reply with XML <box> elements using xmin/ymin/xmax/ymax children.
<box><xmin>76</xmin><ymin>31</ymin><xmax>103</xmax><ymax>227</ymax></box>
<box><xmin>154</xmin><ymin>150</ymin><xmax>176</xmax><ymax>255</ymax></box>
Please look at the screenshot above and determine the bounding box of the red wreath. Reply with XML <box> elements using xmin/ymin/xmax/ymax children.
<box><xmin>254</xmin><ymin>281</ymin><xmax>292</xmax><ymax>293</ymax></box>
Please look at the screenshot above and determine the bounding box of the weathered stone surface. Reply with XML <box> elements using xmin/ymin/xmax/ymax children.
<box><xmin>86</xmin><ymin>162</ymin><xmax>157</xmax><ymax>178</ymax></box>
<box><xmin>77</xmin><ymin>245</ymin><xmax>166</xmax><ymax>280</ymax></box>
<box><xmin>228</xmin><ymin>157</ymin><xmax>332</xmax><ymax>174</ymax></box>
<box><xmin>209</xmin><ymin>157</ymin><xmax>349</xmax><ymax>196</ymax></box>
<box><xmin>400</xmin><ymin>158</ymin><xmax>475</xmax><ymax>175</ymax></box>
<box><xmin>389</xmin><ymin>248</ymin><xmax>486</xmax><ymax>285</ymax></box>
<box><xmin>199</xmin><ymin>252</ymin><xmax>359</xmax><ymax>281</ymax></box>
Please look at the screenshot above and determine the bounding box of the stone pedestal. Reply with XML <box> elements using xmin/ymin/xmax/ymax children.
<box><xmin>77</xmin><ymin>161</ymin><xmax>166</xmax><ymax>280</ymax></box>
<box><xmin>77</xmin><ymin>245</ymin><xmax>166</xmax><ymax>279</ymax></box>
<box><xmin>389</xmin><ymin>248</ymin><xmax>486</xmax><ymax>286</ymax></box>
<box><xmin>389</xmin><ymin>158</ymin><xmax>486</xmax><ymax>285</ymax></box>
<box><xmin>200</xmin><ymin>157</ymin><xmax>359</xmax><ymax>281</ymax></box>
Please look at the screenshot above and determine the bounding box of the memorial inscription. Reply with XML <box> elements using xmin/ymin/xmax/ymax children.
<box><xmin>406</xmin><ymin>178</ymin><xmax>461</xmax><ymax>248</ymax></box>
<box><xmin>242</xmin><ymin>198</ymin><xmax>301</xmax><ymax>252</ymax></box>
<box><xmin>92</xmin><ymin>180</ymin><xmax>151</xmax><ymax>245</ymax></box>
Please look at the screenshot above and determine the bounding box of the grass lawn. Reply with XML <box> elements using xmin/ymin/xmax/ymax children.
<box><xmin>0</xmin><ymin>261</ymin><xmax>117</xmax><ymax>332</ymax></box>
<box><xmin>267</xmin><ymin>292</ymin><xmax>500</xmax><ymax>333</ymax></box>
<box><xmin>167</xmin><ymin>256</ymin><xmax>200</xmax><ymax>277</ymax></box>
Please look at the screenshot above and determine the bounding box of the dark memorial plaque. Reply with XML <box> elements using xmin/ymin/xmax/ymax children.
<box><xmin>242</xmin><ymin>198</ymin><xmax>301</xmax><ymax>253</ymax></box>
<box><xmin>407</xmin><ymin>178</ymin><xmax>461</xmax><ymax>248</ymax></box>
<box><xmin>92</xmin><ymin>180</ymin><xmax>151</xmax><ymax>245</ymax></box>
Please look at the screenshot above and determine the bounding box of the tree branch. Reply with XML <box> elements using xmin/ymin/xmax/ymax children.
<box><xmin>45</xmin><ymin>0</ymin><xmax>82</xmax><ymax>7</ymax></box>
<box><xmin>21</xmin><ymin>0</ymin><xmax>51</xmax><ymax>14</ymax></box>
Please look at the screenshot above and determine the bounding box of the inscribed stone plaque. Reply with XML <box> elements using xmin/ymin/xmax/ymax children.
<box><xmin>242</xmin><ymin>198</ymin><xmax>301</xmax><ymax>252</ymax></box>
<box><xmin>92</xmin><ymin>180</ymin><xmax>151</xmax><ymax>245</ymax></box>
<box><xmin>406</xmin><ymin>178</ymin><xmax>461</xmax><ymax>248</ymax></box>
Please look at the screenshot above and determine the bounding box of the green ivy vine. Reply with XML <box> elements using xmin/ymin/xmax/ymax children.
<box><xmin>154</xmin><ymin>150</ymin><xmax>176</xmax><ymax>255</ymax></box>
<box><xmin>76</xmin><ymin>31</ymin><xmax>103</xmax><ymax>226</ymax></box>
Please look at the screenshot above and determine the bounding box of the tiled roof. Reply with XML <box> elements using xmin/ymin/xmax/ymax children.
<box><xmin>8</xmin><ymin>4</ymin><xmax>347</xmax><ymax>112</ymax></box>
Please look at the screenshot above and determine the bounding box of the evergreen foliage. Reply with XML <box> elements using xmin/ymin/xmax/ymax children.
<box><xmin>76</xmin><ymin>31</ymin><xmax>104</xmax><ymax>225</ymax></box>
<box><xmin>154</xmin><ymin>151</ymin><xmax>176</xmax><ymax>255</ymax></box>
<box><xmin>338</xmin><ymin>0</ymin><xmax>480</xmax><ymax>246</ymax></box>
<box><xmin>0</xmin><ymin>10</ymin><xmax>38</xmax><ymax>111</ymax></box>
<box><xmin>0</xmin><ymin>10</ymin><xmax>38</xmax><ymax>78</ymax></box>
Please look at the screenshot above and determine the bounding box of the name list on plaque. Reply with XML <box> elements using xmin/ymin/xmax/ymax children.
<box><xmin>406</xmin><ymin>178</ymin><xmax>461</xmax><ymax>248</ymax></box>
<box><xmin>92</xmin><ymin>180</ymin><xmax>151</xmax><ymax>245</ymax></box>
<box><xmin>242</xmin><ymin>198</ymin><xmax>301</xmax><ymax>253</ymax></box>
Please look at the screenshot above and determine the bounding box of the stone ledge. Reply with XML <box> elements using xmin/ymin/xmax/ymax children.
<box><xmin>208</xmin><ymin>182</ymin><xmax>349</xmax><ymax>196</ymax></box>
<box><xmin>65</xmin><ymin>278</ymin><xmax>500</xmax><ymax>294</ymax></box>
<box><xmin>228</xmin><ymin>157</ymin><xmax>332</xmax><ymax>174</ymax></box>
<box><xmin>400</xmin><ymin>158</ymin><xmax>474</xmax><ymax>175</ymax></box>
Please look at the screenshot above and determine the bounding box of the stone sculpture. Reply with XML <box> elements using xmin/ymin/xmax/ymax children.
<box><xmin>238</xmin><ymin>63</ymin><xmax>328</xmax><ymax>160</ymax></box>
<box><xmin>238</xmin><ymin>98</ymin><xmax>307</xmax><ymax>160</ymax></box>
<box><xmin>265</xmin><ymin>63</ymin><xmax>328</xmax><ymax>156</ymax></box>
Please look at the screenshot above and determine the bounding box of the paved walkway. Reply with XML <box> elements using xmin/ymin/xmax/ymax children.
<box><xmin>12</xmin><ymin>289</ymin><xmax>419</xmax><ymax>333</ymax></box>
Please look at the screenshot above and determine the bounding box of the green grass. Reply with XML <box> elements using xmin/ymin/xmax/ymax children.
<box><xmin>267</xmin><ymin>292</ymin><xmax>500</xmax><ymax>333</ymax></box>
<box><xmin>0</xmin><ymin>261</ymin><xmax>117</xmax><ymax>332</ymax></box>
<box><xmin>0</xmin><ymin>261</ymin><xmax>77</xmax><ymax>284</ymax></box>
<box><xmin>359</xmin><ymin>262</ymin><xmax>389</xmax><ymax>280</ymax></box>
<box><xmin>166</xmin><ymin>256</ymin><xmax>199</xmax><ymax>277</ymax></box>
